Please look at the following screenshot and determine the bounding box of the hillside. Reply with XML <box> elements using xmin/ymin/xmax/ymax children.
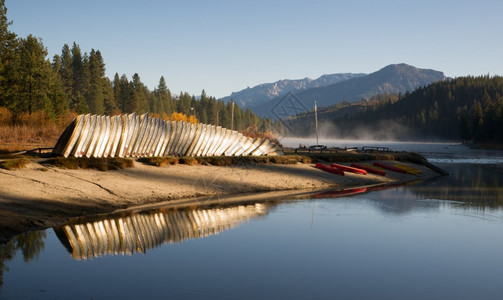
<box><xmin>220</xmin><ymin>73</ymin><xmax>365</xmax><ymax>108</ymax></box>
<box><xmin>238</xmin><ymin>64</ymin><xmax>445</xmax><ymax>118</ymax></box>
<box><xmin>287</xmin><ymin>75</ymin><xmax>503</xmax><ymax>144</ymax></box>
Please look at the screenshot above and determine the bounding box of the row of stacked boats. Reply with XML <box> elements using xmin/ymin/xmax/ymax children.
<box><xmin>53</xmin><ymin>113</ymin><xmax>283</xmax><ymax>158</ymax></box>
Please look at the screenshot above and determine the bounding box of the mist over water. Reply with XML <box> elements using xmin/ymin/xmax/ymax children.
<box><xmin>313</xmin><ymin>120</ymin><xmax>414</xmax><ymax>142</ymax></box>
<box><xmin>279</xmin><ymin>137</ymin><xmax>503</xmax><ymax>165</ymax></box>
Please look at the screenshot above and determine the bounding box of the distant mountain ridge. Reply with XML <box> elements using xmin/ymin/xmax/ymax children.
<box><xmin>220</xmin><ymin>73</ymin><xmax>366</xmax><ymax>108</ymax></box>
<box><xmin>221</xmin><ymin>64</ymin><xmax>446</xmax><ymax>118</ymax></box>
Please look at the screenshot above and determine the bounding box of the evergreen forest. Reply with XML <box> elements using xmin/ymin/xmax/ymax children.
<box><xmin>290</xmin><ymin>76</ymin><xmax>503</xmax><ymax>146</ymax></box>
<box><xmin>0</xmin><ymin>1</ymin><xmax>282</xmax><ymax>147</ymax></box>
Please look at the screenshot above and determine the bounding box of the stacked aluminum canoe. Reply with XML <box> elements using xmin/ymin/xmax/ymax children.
<box><xmin>53</xmin><ymin>113</ymin><xmax>283</xmax><ymax>158</ymax></box>
<box><xmin>55</xmin><ymin>203</ymin><xmax>270</xmax><ymax>260</ymax></box>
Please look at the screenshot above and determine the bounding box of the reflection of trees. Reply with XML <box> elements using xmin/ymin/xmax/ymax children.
<box><xmin>54</xmin><ymin>203</ymin><xmax>271</xmax><ymax>260</ymax></box>
<box><xmin>405</xmin><ymin>164</ymin><xmax>503</xmax><ymax>208</ymax></box>
<box><xmin>0</xmin><ymin>231</ymin><xmax>46</xmax><ymax>294</ymax></box>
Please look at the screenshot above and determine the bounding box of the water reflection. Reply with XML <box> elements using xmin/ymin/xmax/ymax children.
<box><xmin>54</xmin><ymin>203</ymin><xmax>272</xmax><ymax>260</ymax></box>
<box><xmin>404</xmin><ymin>163</ymin><xmax>503</xmax><ymax>208</ymax></box>
<box><xmin>0</xmin><ymin>231</ymin><xmax>46</xmax><ymax>293</ymax></box>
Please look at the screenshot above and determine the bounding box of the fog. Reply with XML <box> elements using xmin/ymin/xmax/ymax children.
<box><xmin>279</xmin><ymin>119</ymin><xmax>456</xmax><ymax>147</ymax></box>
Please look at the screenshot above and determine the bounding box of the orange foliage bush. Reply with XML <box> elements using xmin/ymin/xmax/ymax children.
<box><xmin>152</xmin><ymin>112</ymin><xmax>198</xmax><ymax>124</ymax></box>
<box><xmin>239</xmin><ymin>125</ymin><xmax>279</xmax><ymax>145</ymax></box>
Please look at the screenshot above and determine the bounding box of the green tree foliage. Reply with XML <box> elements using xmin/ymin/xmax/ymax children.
<box><xmin>12</xmin><ymin>35</ymin><xmax>56</xmax><ymax>119</ymax></box>
<box><xmin>0</xmin><ymin>231</ymin><xmax>46</xmax><ymax>291</ymax></box>
<box><xmin>0</xmin><ymin>0</ymin><xmax>18</xmax><ymax>109</ymax></box>
<box><xmin>59</xmin><ymin>44</ymin><xmax>73</xmax><ymax>97</ymax></box>
<box><xmin>71</xmin><ymin>42</ymin><xmax>86</xmax><ymax>98</ymax></box>
<box><xmin>0</xmin><ymin>1</ymin><xmax>266</xmax><ymax>133</ymax></box>
<box><xmin>291</xmin><ymin>75</ymin><xmax>503</xmax><ymax>145</ymax></box>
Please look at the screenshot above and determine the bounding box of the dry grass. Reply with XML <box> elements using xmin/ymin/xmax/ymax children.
<box><xmin>137</xmin><ymin>155</ymin><xmax>322</xmax><ymax>167</ymax></box>
<box><xmin>0</xmin><ymin>157</ymin><xmax>30</xmax><ymax>170</ymax></box>
<box><xmin>179</xmin><ymin>157</ymin><xmax>198</xmax><ymax>166</ymax></box>
<box><xmin>45</xmin><ymin>157</ymin><xmax>134</xmax><ymax>171</ymax></box>
<box><xmin>0</xmin><ymin>108</ymin><xmax>75</xmax><ymax>152</ymax></box>
<box><xmin>138</xmin><ymin>157</ymin><xmax>179</xmax><ymax>167</ymax></box>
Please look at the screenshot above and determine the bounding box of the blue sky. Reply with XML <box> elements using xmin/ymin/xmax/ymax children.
<box><xmin>5</xmin><ymin>0</ymin><xmax>503</xmax><ymax>98</ymax></box>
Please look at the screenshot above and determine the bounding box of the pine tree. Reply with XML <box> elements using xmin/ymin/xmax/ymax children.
<box><xmin>102</xmin><ymin>77</ymin><xmax>117</xmax><ymax>114</ymax></box>
<box><xmin>177</xmin><ymin>92</ymin><xmax>191</xmax><ymax>115</ymax></box>
<box><xmin>157</xmin><ymin>76</ymin><xmax>172</xmax><ymax>114</ymax></box>
<box><xmin>0</xmin><ymin>0</ymin><xmax>18</xmax><ymax>110</ymax></box>
<box><xmin>112</xmin><ymin>72</ymin><xmax>121</xmax><ymax>109</ymax></box>
<box><xmin>59</xmin><ymin>44</ymin><xmax>73</xmax><ymax>98</ymax></box>
<box><xmin>14</xmin><ymin>35</ymin><xmax>54</xmax><ymax>117</ymax></box>
<box><xmin>50</xmin><ymin>54</ymin><xmax>69</xmax><ymax>118</ymax></box>
<box><xmin>118</xmin><ymin>74</ymin><xmax>130</xmax><ymax>112</ymax></box>
<box><xmin>472</xmin><ymin>100</ymin><xmax>484</xmax><ymax>142</ymax></box>
<box><xmin>71</xmin><ymin>42</ymin><xmax>90</xmax><ymax>99</ymax></box>
<box><xmin>131</xmin><ymin>73</ymin><xmax>149</xmax><ymax>113</ymax></box>
<box><xmin>73</xmin><ymin>92</ymin><xmax>89</xmax><ymax>114</ymax></box>
<box><xmin>87</xmin><ymin>49</ymin><xmax>105</xmax><ymax>114</ymax></box>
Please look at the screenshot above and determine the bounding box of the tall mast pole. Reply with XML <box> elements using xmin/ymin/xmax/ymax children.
<box><xmin>314</xmin><ymin>100</ymin><xmax>319</xmax><ymax>146</ymax></box>
<box><xmin>231</xmin><ymin>100</ymin><xmax>235</xmax><ymax>131</ymax></box>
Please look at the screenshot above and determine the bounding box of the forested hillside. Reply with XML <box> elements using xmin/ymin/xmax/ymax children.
<box><xmin>0</xmin><ymin>1</ymin><xmax>279</xmax><ymax>147</ymax></box>
<box><xmin>289</xmin><ymin>76</ymin><xmax>503</xmax><ymax>145</ymax></box>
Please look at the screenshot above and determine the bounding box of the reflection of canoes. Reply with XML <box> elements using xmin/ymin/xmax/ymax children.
<box><xmin>330</xmin><ymin>163</ymin><xmax>367</xmax><ymax>175</ymax></box>
<box><xmin>53</xmin><ymin>113</ymin><xmax>283</xmax><ymax>158</ymax></box>
<box><xmin>55</xmin><ymin>203</ymin><xmax>271</xmax><ymax>260</ymax></box>
<box><xmin>315</xmin><ymin>187</ymin><xmax>367</xmax><ymax>198</ymax></box>
<box><xmin>366</xmin><ymin>182</ymin><xmax>406</xmax><ymax>192</ymax></box>
<box><xmin>315</xmin><ymin>163</ymin><xmax>344</xmax><ymax>176</ymax></box>
<box><xmin>374</xmin><ymin>162</ymin><xmax>407</xmax><ymax>174</ymax></box>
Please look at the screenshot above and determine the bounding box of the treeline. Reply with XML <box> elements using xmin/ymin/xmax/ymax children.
<box><xmin>0</xmin><ymin>1</ymin><xmax>283</xmax><ymax>134</ymax></box>
<box><xmin>368</xmin><ymin>75</ymin><xmax>503</xmax><ymax>143</ymax></box>
<box><xmin>291</xmin><ymin>76</ymin><xmax>503</xmax><ymax>144</ymax></box>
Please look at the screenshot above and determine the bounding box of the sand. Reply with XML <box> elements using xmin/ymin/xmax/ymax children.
<box><xmin>0</xmin><ymin>159</ymin><xmax>442</xmax><ymax>242</ymax></box>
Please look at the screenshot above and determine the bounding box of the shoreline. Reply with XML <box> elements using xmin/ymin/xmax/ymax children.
<box><xmin>0</xmin><ymin>159</ymin><xmax>442</xmax><ymax>243</ymax></box>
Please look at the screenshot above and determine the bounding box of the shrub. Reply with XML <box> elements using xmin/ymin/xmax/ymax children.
<box><xmin>48</xmin><ymin>157</ymin><xmax>134</xmax><ymax>171</ymax></box>
<box><xmin>0</xmin><ymin>158</ymin><xmax>30</xmax><ymax>170</ymax></box>
<box><xmin>179</xmin><ymin>157</ymin><xmax>198</xmax><ymax>165</ymax></box>
<box><xmin>138</xmin><ymin>157</ymin><xmax>179</xmax><ymax>167</ymax></box>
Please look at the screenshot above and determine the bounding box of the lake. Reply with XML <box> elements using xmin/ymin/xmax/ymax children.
<box><xmin>1</xmin><ymin>142</ymin><xmax>503</xmax><ymax>299</ymax></box>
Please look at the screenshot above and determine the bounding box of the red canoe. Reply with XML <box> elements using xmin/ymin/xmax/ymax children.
<box><xmin>350</xmin><ymin>163</ymin><xmax>386</xmax><ymax>176</ymax></box>
<box><xmin>330</xmin><ymin>163</ymin><xmax>367</xmax><ymax>175</ymax></box>
<box><xmin>373</xmin><ymin>162</ymin><xmax>407</xmax><ymax>174</ymax></box>
<box><xmin>315</xmin><ymin>163</ymin><xmax>344</xmax><ymax>176</ymax></box>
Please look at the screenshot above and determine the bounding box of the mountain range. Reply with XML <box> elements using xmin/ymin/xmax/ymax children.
<box><xmin>220</xmin><ymin>63</ymin><xmax>446</xmax><ymax>118</ymax></box>
<box><xmin>220</xmin><ymin>73</ymin><xmax>366</xmax><ymax>108</ymax></box>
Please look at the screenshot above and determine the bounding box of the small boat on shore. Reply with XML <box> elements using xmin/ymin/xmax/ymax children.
<box><xmin>373</xmin><ymin>162</ymin><xmax>407</xmax><ymax>174</ymax></box>
<box><xmin>350</xmin><ymin>163</ymin><xmax>386</xmax><ymax>176</ymax></box>
<box><xmin>330</xmin><ymin>163</ymin><xmax>367</xmax><ymax>175</ymax></box>
<box><xmin>393</xmin><ymin>163</ymin><xmax>422</xmax><ymax>175</ymax></box>
<box><xmin>315</xmin><ymin>163</ymin><xmax>344</xmax><ymax>176</ymax></box>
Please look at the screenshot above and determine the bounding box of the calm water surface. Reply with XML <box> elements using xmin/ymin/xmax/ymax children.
<box><xmin>1</xmin><ymin>142</ymin><xmax>503</xmax><ymax>299</ymax></box>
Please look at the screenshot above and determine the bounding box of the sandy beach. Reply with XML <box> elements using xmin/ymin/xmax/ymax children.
<box><xmin>0</xmin><ymin>159</ymin><xmax>441</xmax><ymax>242</ymax></box>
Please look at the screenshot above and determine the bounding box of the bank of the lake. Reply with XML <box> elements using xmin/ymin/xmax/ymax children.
<box><xmin>0</xmin><ymin>154</ymin><xmax>442</xmax><ymax>243</ymax></box>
